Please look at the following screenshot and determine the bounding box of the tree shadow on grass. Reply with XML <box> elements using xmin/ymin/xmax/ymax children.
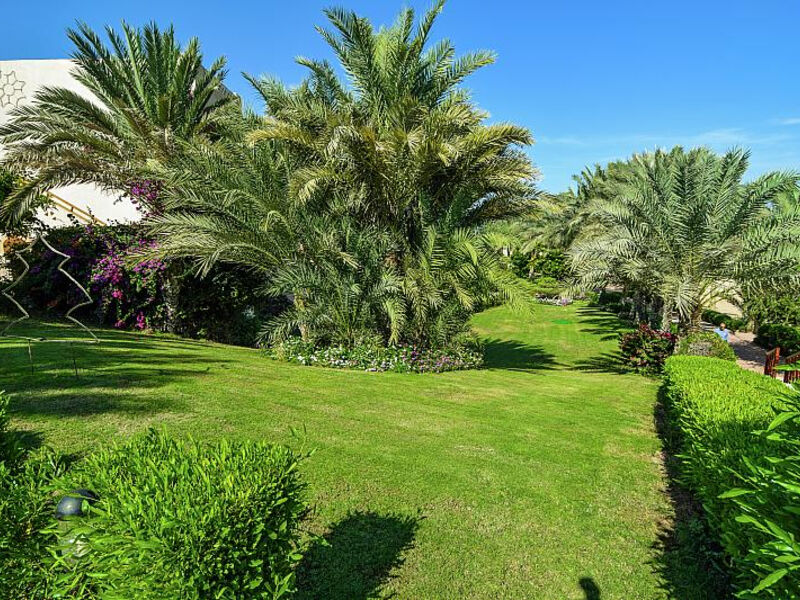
<box><xmin>0</xmin><ymin>332</ymin><xmax>233</xmax><ymax>418</ymax></box>
<box><xmin>296</xmin><ymin>511</ymin><xmax>418</xmax><ymax>600</ymax></box>
<box><xmin>482</xmin><ymin>338</ymin><xmax>558</xmax><ymax>372</ymax></box>
<box><xmin>579</xmin><ymin>577</ymin><xmax>602</xmax><ymax>599</ymax></box>
<box><xmin>650</xmin><ymin>395</ymin><xmax>731</xmax><ymax>599</ymax></box>
<box><xmin>576</xmin><ymin>306</ymin><xmax>629</xmax><ymax>342</ymax></box>
<box><xmin>572</xmin><ymin>351</ymin><xmax>633</xmax><ymax>375</ymax></box>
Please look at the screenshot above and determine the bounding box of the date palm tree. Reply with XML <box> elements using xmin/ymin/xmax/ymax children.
<box><xmin>146</xmin><ymin>1</ymin><xmax>536</xmax><ymax>346</ymax></box>
<box><xmin>0</xmin><ymin>21</ymin><xmax>233</xmax><ymax>225</ymax></box>
<box><xmin>570</xmin><ymin>147</ymin><xmax>800</xmax><ymax>329</ymax></box>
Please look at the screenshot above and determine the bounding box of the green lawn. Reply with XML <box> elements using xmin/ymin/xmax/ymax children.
<box><xmin>0</xmin><ymin>303</ymin><xmax>699</xmax><ymax>599</ymax></box>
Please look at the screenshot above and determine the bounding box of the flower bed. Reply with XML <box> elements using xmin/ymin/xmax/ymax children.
<box><xmin>268</xmin><ymin>338</ymin><xmax>483</xmax><ymax>373</ymax></box>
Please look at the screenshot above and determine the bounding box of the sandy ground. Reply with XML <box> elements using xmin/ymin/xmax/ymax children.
<box><xmin>728</xmin><ymin>330</ymin><xmax>767</xmax><ymax>374</ymax></box>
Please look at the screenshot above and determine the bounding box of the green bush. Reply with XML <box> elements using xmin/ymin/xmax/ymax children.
<box><xmin>49</xmin><ymin>429</ymin><xmax>308</xmax><ymax>599</ymax></box>
<box><xmin>0</xmin><ymin>391</ymin><xmax>66</xmax><ymax>599</ymax></box>
<box><xmin>722</xmin><ymin>402</ymin><xmax>800</xmax><ymax>598</ymax></box>
<box><xmin>702</xmin><ymin>309</ymin><xmax>748</xmax><ymax>333</ymax></box>
<box><xmin>742</xmin><ymin>292</ymin><xmax>800</xmax><ymax>329</ymax></box>
<box><xmin>529</xmin><ymin>276</ymin><xmax>562</xmax><ymax>298</ymax></box>
<box><xmin>619</xmin><ymin>323</ymin><xmax>676</xmax><ymax>373</ymax></box>
<box><xmin>675</xmin><ymin>331</ymin><xmax>737</xmax><ymax>362</ymax></box>
<box><xmin>756</xmin><ymin>323</ymin><xmax>800</xmax><ymax>355</ymax></box>
<box><xmin>661</xmin><ymin>356</ymin><xmax>797</xmax><ymax>596</ymax></box>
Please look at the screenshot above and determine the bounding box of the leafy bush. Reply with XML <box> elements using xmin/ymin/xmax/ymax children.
<box><xmin>742</xmin><ymin>292</ymin><xmax>800</xmax><ymax>329</ymax></box>
<box><xmin>529</xmin><ymin>276</ymin><xmax>562</xmax><ymax>298</ymax></box>
<box><xmin>675</xmin><ymin>331</ymin><xmax>737</xmax><ymax>362</ymax></box>
<box><xmin>619</xmin><ymin>323</ymin><xmax>676</xmax><ymax>373</ymax></box>
<box><xmin>269</xmin><ymin>337</ymin><xmax>484</xmax><ymax>373</ymax></box>
<box><xmin>49</xmin><ymin>429</ymin><xmax>308</xmax><ymax>599</ymax></box>
<box><xmin>756</xmin><ymin>323</ymin><xmax>800</xmax><ymax>355</ymax></box>
<box><xmin>0</xmin><ymin>391</ymin><xmax>66</xmax><ymax>598</ymax></box>
<box><xmin>702</xmin><ymin>309</ymin><xmax>748</xmax><ymax>333</ymax></box>
<box><xmin>528</xmin><ymin>246</ymin><xmax>569</xmax><ymax>280</ymax></box>
<box><xmin>662</xmin><ymin>356</ymin><xmax>797</xmax><ymax>596</ymax></box>
<box><xmin>4</xmin><ymin>224</ymin><xmax>280</xmax><ymax>346</ymax></box>
<box><xmin>722</xmin><ymin>402</ymin><xmax>800</xmax><ymax>598</ymax></box>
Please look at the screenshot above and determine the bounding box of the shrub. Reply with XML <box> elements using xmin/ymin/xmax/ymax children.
<box><xmin>619</xmin><ymin>323</ymin><xmax>676</xmax><ymax>373</ymax></box>
<box><xmin>529</xmin><ymin>276</ymin><xmax>562</xmax><ymax>298</ymax></box>
<box><xmin>702</xmin><ymin>309</ymin><xmax>748</xmax><ymax>333</ymax></box>
<box><xmin>3</xmin><ymin>225</ymin><xmax>281</xmax><ymax>346</ymax></box>
<box><xmin>528</xmin><ymin>246</ymin><xmax>568</xmax><ymax>280</ymax></box>
<box><xmin>675</xmin><ymin>331</ymin><xmax>737</xmax><ymax>362</ymax></box>
<box><xmin>49</xmin><ymin>429</ymin><xmax>308</xmax><ymax>599</ymax></box>
<box><xmin>662</xmin><ymin>356</ymin><xmax>797</xmax><ymax>596</ymax></box>
<box><xmin>756</xmin><ymin>323</ymin><xmax>800</xmax><ymax>355</ymax></box>
<box><xmin>269</xmin><ymin>337</ymin><xmax>484</xmax><ymax>373</ymax></box>
<box><xmin>742</xmin><ymin>292</ymin><xmax>800</xmax><ymax>329</ymax></box>
<box><xmin>0</xmin><ymin>392</ymin><xmax>66</xmax><ymax>598</ymax></box>
<box><xmin>722</xmin><ymin>402</ymin><xmax>800</xmax><ymax>598</ymax></box>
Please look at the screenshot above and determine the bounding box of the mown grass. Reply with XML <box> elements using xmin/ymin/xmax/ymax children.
<box><xmin>0</xmin><ymin>303</ymin><xmax>717</xmax><ymax>599</ymax></box>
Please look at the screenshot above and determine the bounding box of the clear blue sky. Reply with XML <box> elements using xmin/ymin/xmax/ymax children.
<box><xmin>2</xmin><ymin>0</ymin><xmax>799</xmax><ymax>192</ymax></box>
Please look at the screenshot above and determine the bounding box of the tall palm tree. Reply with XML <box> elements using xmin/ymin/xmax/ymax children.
<box><xmin>570</xmin><ymin>146</ymin><xmax>800</xmax><ymax>329</ymax></box>
<box><xmin>146</xmin><ymin>1</ymin><xmax>536</xmax><ymax>346</ymax></box>
<box><xmin>246</xmin><ymin>1</ymin><xmax>536</xmax><ymax>247</ymax></box>
<box><xmin>0</xmin><ymin>21</ymin><xmax>233</xmax><ymax>225</ymax></box>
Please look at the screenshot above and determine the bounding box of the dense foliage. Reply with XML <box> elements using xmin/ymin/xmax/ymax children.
<box><xmin>675</xmin><ymin>331</ymin><xmax>737</xmax><ymax>362</ymax></box>
<box><xmin>618</xmin><ymin>323</ymin><xmax>676</xmax><ymax>373</ymax></box>
<box><xmin>0</xmin><ymin>391</ymin><xmax>66</xmax><ymax>599</ymax></box>
<box><xmin>570</xmin><ymin>148</ymin><xmax>800</xmax><ymax>330</ymax></box>
<box><xmin>3</xmin><ymin>225</ymin><xmax>276</xmax><ymax>345</ymax></box>
<box><xmin>743</xmin><ymin>293</ymin><xmax>800</xmax><ymax>329</ymax></box>
<box><xmin>723</xmin><ymin>402</ymin><xmax>800</xmax><ymax>598</ymax></box>
<box><xmin>49</xmin><ymin>429</ymin><xmax>308</xmax><ymax>599</ymax></box>
<box><xmin>269</xmin><ymin>336</ymin><xmax>483</xmax><ymax>373</ymax></box>
<box><xmin>756</xmin><ymin>323</ymin><xmax>800</xmax><ymax>356</ymax></box>
<box><xmin>144</xmin><ymin>2</ymin><xmax>536</xmax><ymax>351</ymax></box>
<box><xmin>662</xmin><ymin>356</ymin><xmax>798</xmax><ymax>596</ymax></box>
<box><xmin>702</xmin><ymin>309</ymin><xmax>748</xmax><ymax>333</ymax></box>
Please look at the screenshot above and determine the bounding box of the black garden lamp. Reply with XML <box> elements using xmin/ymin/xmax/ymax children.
<box><xmin>56</xmin><ymin>488</ymin><xmax>99</xmax><ymax>519</ymax></box>
<box><xmin>56</xmin><ymin>489</ymin><xmax>98</xmax><ymax>561</ymax></box>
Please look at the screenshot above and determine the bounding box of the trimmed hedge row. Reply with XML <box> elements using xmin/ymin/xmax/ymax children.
<box><xmin>662</xmin><ymin>356</ymin><xmax>799</xmax><ymax>597</ymax></box>
<box><xmin>702</xmin><ymin>309</ymin><xmax>748</xmax><ymax>333</ymax></box>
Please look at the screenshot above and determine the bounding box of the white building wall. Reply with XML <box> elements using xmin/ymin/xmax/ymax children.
<box><xmin>0</xmin><ymin>59</ymin><xmax>141</xmax><ymax>227</ymax></box>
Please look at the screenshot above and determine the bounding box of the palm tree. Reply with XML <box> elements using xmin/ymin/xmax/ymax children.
<box><xmin>146</xmin><ymin>1</ymin><xmax>536</xmax><ymax>347</ymax></box>
<box><xmin>0</xmin><ymin>21</ymin><xmax>233</xmax><ymax>225</ymax></box>
<box><xmin>246</xmin><ymin>1</ymin><xmax>536</xmax><ymax>247</ymax></box>
<box><xmin>570</xmin><ymin>146</ymin><xmax>800</xmax><ymax>329</ymax></box>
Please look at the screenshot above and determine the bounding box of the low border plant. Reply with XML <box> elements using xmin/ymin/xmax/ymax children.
<box><xmin>268</xmin><ymin>338</ymin><xmax>484</xmax><ymax>373</ymax></box>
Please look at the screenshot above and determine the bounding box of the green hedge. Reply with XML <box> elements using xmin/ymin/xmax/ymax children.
<box><xmin>49</xmin><ymin>429</ymin><xmax>308</xmax><ymax>599</ymax></box>
<box><xmin>675</xmin><ymin>331</ymin><xmax>737</xmax><ymax>362</ymax></box>
<box><xmin>756</xmin><ymin>323</ymin><xmax>800</xmax><ymax>356</ymax></box>
<box><xmin>702</xmin><ymin>309</ymin><xmax>748</xmax><ymax>333</ymax></box>
<box><xmin>662</xmin><ymin>356</ymin><xmax>798</xmax><ymax>596</ymax></box>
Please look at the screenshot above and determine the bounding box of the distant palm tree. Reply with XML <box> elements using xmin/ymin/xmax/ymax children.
<box><xmin>0</xmin><ymin>21</ymin><xmax>233</xmax><ymax>224</ymax></box>
<box><xmin>570</xmin><ymin>147</ymin><xmax>800</xmax><ymax>329</ymax></box>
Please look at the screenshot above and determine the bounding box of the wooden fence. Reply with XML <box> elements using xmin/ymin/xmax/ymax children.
<box><xmin>765</xmin><ymin>347</ymin><xmax>781</xmax><ymax>378</ymax></box>
<box><xmin>784</xmin><ymin>352</ymin><xmax>800</xmax><ymax>384</ymax></box>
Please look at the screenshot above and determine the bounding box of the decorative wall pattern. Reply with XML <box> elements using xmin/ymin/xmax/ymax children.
<box><xmin>0</xmin><ymin>69</ymin><xmax>26</xmax><ymax>109</ymax></box>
